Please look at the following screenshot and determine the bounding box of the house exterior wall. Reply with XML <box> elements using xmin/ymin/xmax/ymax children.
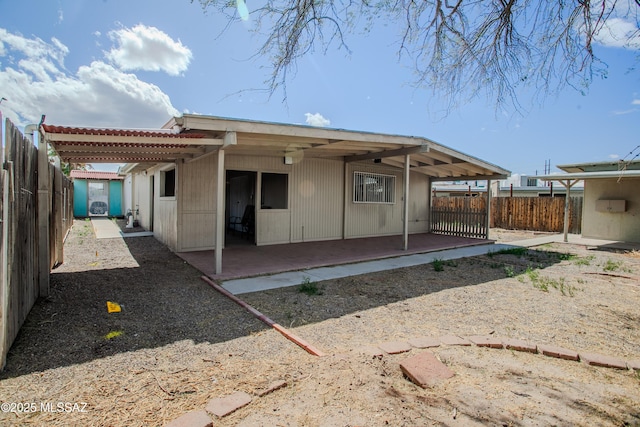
<box><xmin>134</xmin><ymin>153</ymin><xmax>433</xmax><ymax>251</ymax></box>
<box><xmin>408</xmin><ymin>171</ymin><xmax>430</xmax><ymax>233</ymax></box>
<box><xmin>178</xmin><ymin>155</ymin><xmax>216</xmax><ymax>251</ymax></box>
<box><xmin>344</xmin><ymin>162</ymin><xmax>428</xmax><ymax>238</ymax></box>
<box><xmin>290</xmin><ymin>158</ymin><xmax>343</xmax><ymax>242</ymax></box>
<box><xmin>227</xmin><ymin>154</ymin><xmax>292</xmax><ymax>246</ymax></box>
<box><xmin>131</xmin><ymin>172</ymin><xmax>153</xmax><ymax>230</ymax></box>
<box><xmin>123</xmin><ymin>174</ymin><xmax>132</xmax><ymax>216</ymax></box>
<box><xmin>582</xmin><ymin>177</ymin><xmax>640</xmax><ymax>243</ymax></box>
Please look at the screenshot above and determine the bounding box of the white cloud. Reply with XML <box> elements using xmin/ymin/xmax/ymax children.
<box><xmin>0</xmin><ymin>28</ymin><xmax>179</xmax><ymax>128</ymax></box>
<box><xmin>608</xmin><ymin>154</ymin><xmax>620</xmax><ymax>159</ymax></box>
<box><xmin>305</xmin><ymin>112</ymin><xmax>330</xmax><ymax>127</ymax></box>
<box><xmin>595</xmin><ymin>17</ymin><xmax>640</xmax><ymax>49</ymax></box>
<box><xmin>632</xmin><ymin>99</ymin><xmax>640</xmax><ymax>105</ymax></box>
<box><xmin>106</xmin><ymin>24</ymin><xmax>192</xmax><ymax>76</ymax></box>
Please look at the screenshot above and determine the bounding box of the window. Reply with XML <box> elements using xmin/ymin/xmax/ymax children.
<box><xmin>353</xmin><ymin>172</ymin><xmax>395</xmax><ymax>204</ymax></box>
<box><xmin>261</xmin><ymin>173</ymin><xmax>288</xmax><ymax>209</ymax></box>
<box><xmin>160</xmin><ymin>168</ymin><xmax>176</xmax><ymax>197</ymax></box>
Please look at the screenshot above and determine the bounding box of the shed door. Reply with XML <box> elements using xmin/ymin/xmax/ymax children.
<box><xmin>88</xmin><ymin>181</ymin><xmax>109</xmax><ymax>216</ymax></box>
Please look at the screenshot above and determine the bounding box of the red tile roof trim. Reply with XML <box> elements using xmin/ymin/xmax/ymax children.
<box><xmin>41</xmin><ymin>124</ymin><xmax>207</xmax><ymax>139</ymax></box>
<box><xmin>69</xmin><ymin>170</ymin><xmax>124</xmax><ymax>180</ymax></box>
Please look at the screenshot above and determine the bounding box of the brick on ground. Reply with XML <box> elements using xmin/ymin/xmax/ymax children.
<box><xmin>538</xmin><ymin>344</ymin><xmax>579</xmax><ymax>361</ymax></box>
<box><xmin>466</xmin><ymin>335</ymin><xmax>504</xmax><ymax>349</ymax></box>
<box><xmin>439</xmin><ymin>335</ymin><xmax>471</xmax><ymax>346</ymax></box>
<box><xmin>580</xmin><ymin>352</ymin><xmax>628</xmax><ymax>369</ymax></box>
<box><xmin>378</xmin><ymin>341</ymin><xmax>413</xmax><ymax>354</ymax></box>
<box><xmin>502</xmin><ymin>338</ymin><xmax>537</xmax><ymax>353</ymax></box>
<box><xmin>360</xmin><ymin>346</ymin><xmax>385</xmax><ymax>358</ymax></box>
<box><xmin>627</xmin><ymin>360</ymin><xmax>640</xmax><ymax>371</ymax></box>
<box><xmin>257</xmin><ymin>380</ymin><xmax>288</xmax><ymax>397</ymax></box>
<box><xmin>165</xmin><ymin>410</ymin><xmax>213</xmax><ymax>427</ymax></box>
<box><xmin>408</xmin><ymin>337</ymin><xmax>441</xmax><ymax>349</ymax></box>
<box><xmin>206</xmin><ymin>391</ymin><xmax>252</xmax><ymax>418</ymax></box>
<box><xmin>400</xmin><ymin>351</ymin><xmax>454</xmax><ymax>388</ymax></box>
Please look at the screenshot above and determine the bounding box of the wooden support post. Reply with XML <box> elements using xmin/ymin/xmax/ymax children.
<box><xmin>403</xmin><ymin>154</ymin><xmax>410</xmax><ymax>250</ymax></box>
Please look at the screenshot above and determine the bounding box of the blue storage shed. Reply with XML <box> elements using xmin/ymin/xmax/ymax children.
<box><xmin>70</xmin><ymin>170</ymin><xmax>124</xmax><ymax>217</ymax></box>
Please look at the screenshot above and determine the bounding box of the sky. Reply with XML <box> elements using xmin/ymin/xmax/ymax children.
<box><xmin>0</xmin><ymin>0</ymin><xmax>639</xmax><ymax>178</ymax></box>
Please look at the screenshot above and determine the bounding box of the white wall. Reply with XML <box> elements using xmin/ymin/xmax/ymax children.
<box><xmin>582</xmin><ymin>178</ymin><xmax>640</xmax><ymax>243</ymax></box>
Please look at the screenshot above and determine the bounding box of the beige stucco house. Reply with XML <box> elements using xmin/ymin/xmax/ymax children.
<box><xmin>540</xmin><ymin>160</ymin><xmax>640</xmax><ymax>243</ymax></box>
<box><xmin>42</xmin><ymin>114</ymin><xmax>509</xmax><ymax>274</ymax></box>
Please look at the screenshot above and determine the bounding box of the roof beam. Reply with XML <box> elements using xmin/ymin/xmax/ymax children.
<box><xmin>344</xmin><ymin>145</ymin><xmax>429</xmax><ymax>163</ymax></box>
<box><xmin>44</xmin><ymin>132</ymin><xmax>222</xmax><ymax>146</ymax></box>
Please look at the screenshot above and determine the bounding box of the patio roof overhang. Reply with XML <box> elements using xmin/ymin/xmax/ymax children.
<box><xmin>41</xmin><ymin>124</ymin><xmax>223</xmax><ymax>169</ymax></box>
<box><xmin>169</xmin><ymin>115</ymin><xmax>510</xmax><ymax>181</ymax></box>
<box><xmin>41</xmin><ymin>115</ymin><xmax>509</xmax><ymax>181</ymax></box>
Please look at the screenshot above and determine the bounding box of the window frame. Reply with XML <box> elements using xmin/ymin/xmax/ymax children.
<box><xmin>353</xmin><ymin>171</ymin><xmax>396</xmax><ymax>204</ymax></box>
<box><xmin>160</xmin><ymin>167</ymin><xmax>176</xmax><ymax>198</ymax></box>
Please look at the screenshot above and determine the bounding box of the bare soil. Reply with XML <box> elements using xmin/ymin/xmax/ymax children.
<box><xmin>0</xmin><ymin>219</ymin><xmax>639</xmax><ymax>426</ymax></box>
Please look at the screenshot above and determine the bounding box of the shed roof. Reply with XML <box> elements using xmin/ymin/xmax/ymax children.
<box><xmin>43</xmin><ymin>115</ymin><xmax>510</xmax><ymax>180</ymax></box>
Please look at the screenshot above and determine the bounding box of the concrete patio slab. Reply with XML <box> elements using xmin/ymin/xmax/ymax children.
<box><xmin>222</xmin><ymin>242</ymin><xmax>512</xmax><ymax>295</ymax></box>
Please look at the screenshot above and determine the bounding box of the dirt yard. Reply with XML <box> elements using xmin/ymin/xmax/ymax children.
<box><xmin>0</xmin><ymin>219</ymin><xmax>639</xmax><ymax>426</ymax></box>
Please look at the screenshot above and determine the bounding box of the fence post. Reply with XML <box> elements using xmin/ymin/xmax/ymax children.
<box><xmin>37</xmin><ymin>128</ymin><xmax>50</xmax><ymax>297</ymax></box>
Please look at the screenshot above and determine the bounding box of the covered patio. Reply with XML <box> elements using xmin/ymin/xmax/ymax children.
<box><xmin>42</xmin><ymin>114</ymin><xmax>509</xmax><ymax>277</ymax></box>
<box><xmin>177</xmin><ymin>232</ymin><xmax>491</xmax><ymax>281</ymax></box>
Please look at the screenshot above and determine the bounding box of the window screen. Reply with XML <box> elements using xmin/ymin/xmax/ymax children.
<box><xmin>353</xmin><ymin>172</ymin><xmax>395</xmax><ymax>204</ymax></box>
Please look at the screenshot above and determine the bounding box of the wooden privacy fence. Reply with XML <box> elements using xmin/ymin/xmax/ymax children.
<box><xmin>0</xmin><ymin>118</ymin><xmax>73</xmax><ymax>369</ymax></box>
<box><xmin>491</xmin><ymin>196</ymin><xmax>582</xmax><ymax>234</ymax></box>
<box><xmin>431</xmin><ymin>196</ymin><xmax>488</xmax><ymax>238</ymax></box>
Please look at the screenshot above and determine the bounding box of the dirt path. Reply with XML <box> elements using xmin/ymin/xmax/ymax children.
<box><xmin>0</xmin><ymin>220</ymin><xmax>639</xmax><ymax>426</ymax></box>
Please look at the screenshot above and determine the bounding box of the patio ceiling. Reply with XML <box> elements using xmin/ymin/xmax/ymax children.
<box><xmin>41</xmin><ymin>115</ymin><xmax>509</xmax><ymax>180</ymax></box>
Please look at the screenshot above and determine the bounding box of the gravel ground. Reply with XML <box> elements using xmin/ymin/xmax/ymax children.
<box><xmin>0</xmin><ymin>219</ymin><xmax>639</xmax><ymax>426</ymax></box>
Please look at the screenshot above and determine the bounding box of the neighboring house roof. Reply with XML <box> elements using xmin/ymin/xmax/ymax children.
<box><xmin>42</xmin><ymin>115</ymin><xmax>510</xmax><ymax>180</ymax></box>
<box><xmin>539</xmin><ymin>170</ymin><xmax>640</xmax><ymax>181</ymax></box>
<box><xmin>69</xmin><ymin>170</ymin><xmax>123</xmax><ymax>180</ymax></box>
<box><xmin>537</xmin><ymin>160</ymin><xmax>640</xmax><ymax>182</ymax></box>
<box><xmin>557</xmin><ymin>159</ymin><xmax>640</xmax><ymax>173</ymax></box>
